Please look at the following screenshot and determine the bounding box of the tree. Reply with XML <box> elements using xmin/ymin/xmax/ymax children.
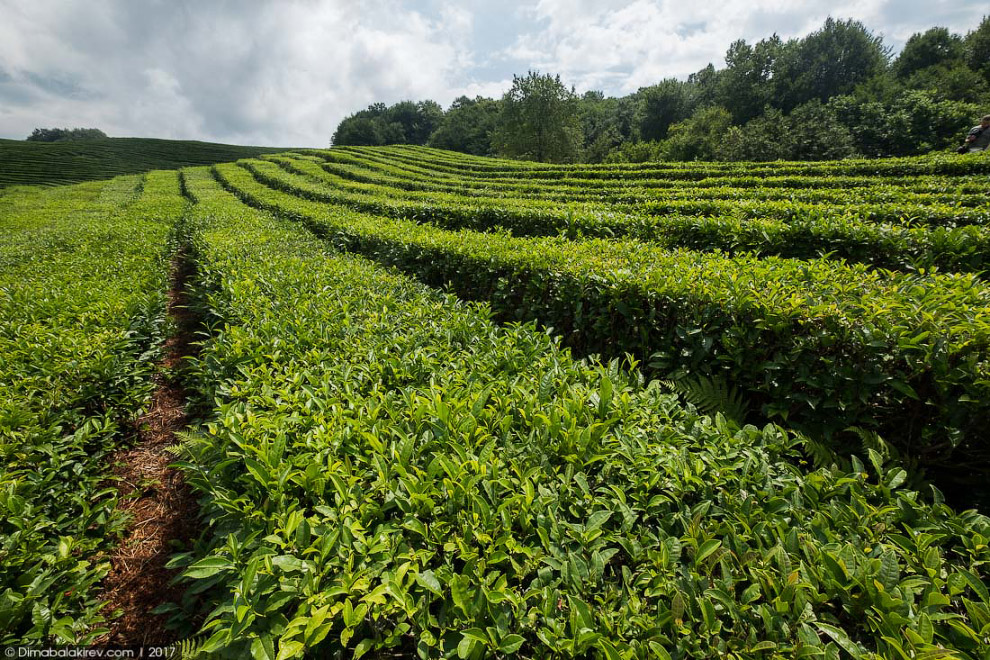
<box><xmin>428</xmin><ymin>96</ymin><xmax>500</xmax><ymax>155</ymax></box>
<box><xmin>385</xmin><ymin>100</ymin><xmax>444</xmax><ymax>145</ymax></box>
<box><xmin>688</xmin><ymin>64</ymin><xmax>722</xmax><ymax>109</ymax></box>
<box><xmin>26</xmin><ymin>127</ymin><xmax>107</xmax><ymax>142</ymax></box>
<box><xmin>719</xmin><ymin>102</ymin><xmax>855</xmax><ymax>161</ymax></box>
<box><xmin>718</xmin><ymin>109</ymin><xmax>789</xmax><ymax>161</ymax></box>
<box><xmin>895</xmin><ymin>27</ymin><xmax>965</xmax><ymax>79</ymax></box>
<box><xmin>661</xmin><ymin>106</ymin><xmax>733</xmax><ymax>161</ymax></box>
<box><xmin>965</xmin><ymin>15</ymin><xmax>990</xmax><ymax>83</ymax></box>
<box><xmin>331</xmin><ymin>117</ymin><xmax>386</xmax><ymax>146</ymax></box>
<box><xmin>578</xmin><ymin>92</ymin><xmax>637</xmax><ymax>163</ymax></box>
<box><xmin>890</xmin><ymin>27</ymin><xmax>985</xmax><ymax>102</ymax></box>
<box><xmin>783</xmin><ymin>100</ymin><xmax>857</xmax><ymax>160</ymax></box>
<box><xmin>829</xmin><ymin>90</ymin><xmax>979</xmax><ymax>157</ymax></box>
<box><xmin>492</xmin><ymin>71</ymin><xmax>582</xmax><ymax>163</ymax></box>
<box><xmin>636</xmin><ymin>78</ymin><xmax>695</xmax><ymax>141</ymax></box>
<box><xmin>331</xmin><ymin>100</ymin><xmax>443</xmax><ymax>146</ymax></box>
<box><xmin>717</xmin><ymin>36</ymin><xmax>783</xmax><ymax>123</ymax></box>
<box><xmin>903</xmin><ymin>62</ymin><xmax>985</xmax><ymax>103</ymax></box>
<box><xmin>775</xmin><ymin>18</ymin><xmax>890</xmax><ymax>111</ymax></box>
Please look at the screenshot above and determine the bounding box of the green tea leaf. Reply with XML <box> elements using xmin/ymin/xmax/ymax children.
<box><xmin>184</xmin><ymin>556</ymin><xmax>235</xmax><ymax>579</ymax></box>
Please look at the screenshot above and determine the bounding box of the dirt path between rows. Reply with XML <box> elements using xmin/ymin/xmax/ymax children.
<box><xmin>97</xmin><ymin>250</ymin><xmax>199</xmax><ymax>645</ymax></box>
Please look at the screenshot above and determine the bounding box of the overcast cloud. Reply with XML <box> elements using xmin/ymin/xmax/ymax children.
<box><xmin>0</xmin><ymin>0</ymin><xmax>985</xmax><ymax>146</ymax></box>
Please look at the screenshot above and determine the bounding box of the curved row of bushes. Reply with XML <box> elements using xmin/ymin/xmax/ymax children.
<box><xmin>170</xmin><ymin>166</ymin><xmax>990</xmax><ymax>658</ymax></box>
<box><xmin>214</xmin><ymin>162</ymin><xmax>990</xmax><ymax>477</ymax></box>
<box><xmin>244</xmin><ymin>157</ymin><xmax>990</xmax><ymax>275</ymax></box>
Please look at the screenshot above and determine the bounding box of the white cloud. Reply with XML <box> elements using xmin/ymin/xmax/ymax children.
<box><xmin>503</xmin><ymin>0</ymin><xmax>987</xmax><ymax>94</ymax></box>
<box><xmin>0</xmin><ymin>0</ymin><xmax>986</xmax><ymax>145</ymax></box>
<box><xmin>0</xmin><ymin>0</ymin><xmax>479</xmax><ymax>145</ymax></box>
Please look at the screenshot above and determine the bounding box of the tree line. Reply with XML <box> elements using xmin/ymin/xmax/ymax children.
<box><xmin>26</xmin><ymin>127</ymin><xmax>108</xmax><ymax>142</ymax></box>
<box><xmin>331</xmin><ymin>16</ymin><xmax>990</xmax><ymax>163</ymax></box>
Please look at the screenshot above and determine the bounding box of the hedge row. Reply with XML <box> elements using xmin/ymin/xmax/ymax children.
<box><xmin>214</xmin><ymin>162</ymin><xmax>990</xmax><ymax>475</ymax></box>
<box><xmin>294</xmin><ymin>152</ymin><xmax>990</xmax><ymax>230</ymax></box>
<box><xmin>303</xmin><ymin>154</ymin><xmax>987</xmax><ymax>206</ymax></box>
<box><xmin>345</xmin><ymin>145</ymin><xmax>990</xmax><ymax>179</ymax></box>
<box><xmin>172</xmin><ymin>166</ymin><xmax>990</xmax><ymax>658</ymax></box>
<box><xmin>374</xmin><ymin>144</ymin><xmax>990</xmax><ymax>177</ymax></box>
<box><xmin>245</xmin><ymin>158</ymin><xmax>990</xmax><ymax>275</ymax></box>
<box><xmin>0</xmin><ymin>172</ymin><xmax>185</xmax><ymax>643</ymax></box>
<box><xmin>329</xmin><ymin>148</ymin><xmax>988</xmax><ymax>200</ymax></box>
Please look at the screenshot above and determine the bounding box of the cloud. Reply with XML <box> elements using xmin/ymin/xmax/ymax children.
<box><xmin>0</xmin><ymin>0</ymin><xmax>986</xmax><ymax>145</ymax></box>
<box><xmin>0</xmin><ymin>0</ymin><xmax>478</xmax><ymax>145</ymax></box>
<box><xmin>502</xmin><ymin>0</ymin><xmax>988</xmax><ymax>94</ymax></box>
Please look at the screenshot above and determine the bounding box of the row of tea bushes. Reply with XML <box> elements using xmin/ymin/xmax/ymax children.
<box><xmin>280</xmin><ymin>153</ymin><xmax>987</xmax><ymax>213</ymax></box>
<box><xmin>318</xmin><ymin>150</ymin><xmax>990</xmax><ymax>228</ymax></box>
<box><xmin>327</xmin><ymin>148</ymin><xmax>988</xmax><ymax>201</ymax></box>
<box><xmin>371</xmin><ymin>145</ymin><xmax>990</xmax><ymax>178</ymax></box>
<box><xmin>303</xmin><ymin>154</ymin><xmax>988</xmax><ymax>206</ymax></box>
<box><xmin>171</xmin><ymin>166</ymin><xmax>990</xmax><ymax>658</ymax></box>
<box><xmin>244</xmin><ymin>158</ymin><xmax>990</xmax><ymax>275</ymax></box>
<box><xmin>214</xmin><ymin>162</ymin><xmax>990</xmax><ymax>477</ymax></box>
<box><xmin>0</xmin><ymin>171</ymin><xmax>186</xmax><ymax>642</ymax></box>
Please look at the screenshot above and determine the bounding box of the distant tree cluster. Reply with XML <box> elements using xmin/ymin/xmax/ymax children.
<box><xmin>428</xmin><ymin>96</ymin><xmax>500</xmax><ymax>156</ymax></box>
<box><xmin>26</xmin><ymin>127</ymin><xmax>108</xmax><ymax>142</ymax></box>
<box><xmin>331</xmin><ymin>101</ymin><xmax>443</xmax><ymax>147</ymax></box>
<box><xmin>331</xmin><ymin>15</ymin><xmax>990</xmax><ymax>163</ymax></box>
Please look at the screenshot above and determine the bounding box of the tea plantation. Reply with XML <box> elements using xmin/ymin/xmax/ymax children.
<box><xmin>0</xmin><ymin>138</ymin><xmax>288</xmax><ymax>188</ymax></box>
<box><xmin>2</xmin><ymin>147</ymin><xmax>989</xmax><ymax>658</ymax></box>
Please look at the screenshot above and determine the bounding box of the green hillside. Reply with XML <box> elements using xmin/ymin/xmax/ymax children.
<box><xmin>2</xmin><ymin>148</ymin><xmax>990</xmax><ymax>654</ymax></box>
<box><xmin>0</xmin><ymin>137</ymin><xmax>292</xmax><ymax>187</ymax></box>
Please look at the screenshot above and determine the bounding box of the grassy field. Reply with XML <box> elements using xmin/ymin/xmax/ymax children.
<box><xmin>2</xmin><ymin>147</ymin><xmax>989</xmax><ymax>657</ymax></box>
<box><xmin>0</xmin><ymin>137</ymin><xmax>289</xmax><ymax>187</ymax></box>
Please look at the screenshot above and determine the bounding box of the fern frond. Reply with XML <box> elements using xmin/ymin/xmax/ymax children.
<box><xmin>658</xmin><ymin>374</ymin><xmax>749</xmax><ymax>426</ymax></box>
<box><xmin>801</xmin><ymin>434</ymin><xmax>840</xmax><ymax>468</ymax></box>
<box><xmin>848</xmin><ymin>426</ymin><xmax>896</xmax><ymax>462</ymax></box>
<box><xmin>165</xmin><ymin>430</ymin><xmax>207</xmax><ymax>458</ymax></box>
<box><xmin>170</xmin><ymin>635</ymin><xmax>209</xmax><ymax>659</ymax></box>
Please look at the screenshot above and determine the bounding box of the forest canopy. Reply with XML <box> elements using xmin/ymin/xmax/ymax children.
<box><xmin>331</xmin><ymin>15</ymin><xmax>990</xmax><ymax>163</ymax></box>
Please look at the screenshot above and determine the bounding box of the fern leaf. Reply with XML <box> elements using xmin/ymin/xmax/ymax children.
<box><xmin>170</xmin><ymin>635</ymin><xmax>208</xmax><ymax>659</ymax></box>
<box><xmin>659</xmin><ymin>374</ymin><xmax>749</xmax><ymax>426</ymax></box>
<box><xmin>165</xmin><ymin>430</ymin><xmax>207</xmax><ymax>458</ymax></box>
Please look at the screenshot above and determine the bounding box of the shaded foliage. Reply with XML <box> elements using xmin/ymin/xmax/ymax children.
<box><xmin>774</xmin><ymin>18</ymin><xmax>890</xmax><ymax>111</ymax></box>
<box><xmin>718</xmin><ymin>36</ymin><xmax>782</xmax><ymax>123</ymax></box>
<box><xmin>662</xmin><ymin>106</ymin><xmax>733</xmax><ymax>161</ymax></box>
<box><xmin>895</xmin><ymin>27</ymin><xmax>966</xmax><ymax>79</ymax></box>
<box><xmin>577</xmin><ymin>91</ymin><xmax>638</xmax><ymax>163</ymax></box>
<box><xmin>332</xmin><ymin>100</ymin><xmax>442</xmax><ymax>147</ymax></box>
<box><xmin>636</xmin><ymin>78</ymin><xmax>696</xmax><ymax>141</ymax></box>
<box><xmin>965</xmin><ymin>15</ymin><xmax>990</xmax><ymax>83</ymax></box>
<box><xmin>829</xmin><ymin>90</ymin><xmax>980</xmax><ymax>157</ymax></box>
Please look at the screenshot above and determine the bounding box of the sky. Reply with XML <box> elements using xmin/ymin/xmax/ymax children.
<box><xmin>0</xmin><ymin>0</ymin><xmax>986</xmax><ymax>147</ymax></box>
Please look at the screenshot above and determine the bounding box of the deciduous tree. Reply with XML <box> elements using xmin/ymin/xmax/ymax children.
<box><xmin>26</xmin><ymin>127</ymin><xmax>107</xmax><ymax>142</ymax></box>
<box><xmin>492</xmin><ymin>71</ymin><xmax>582</xmax><ymax>163</ymax></box>
<box><xmin>636</xmin><ymin>78</ymin><xmax>695</xmax><ymax>141</ymax></box>
<box><xmin>428</xmin><ymin>96</ymin><xmax>499</xmax><ymax>155</ymax></box>
<box><xmin>775</xmin><ymin>18</ymin><xmax>890</xmax><ymax>111</ymax></box>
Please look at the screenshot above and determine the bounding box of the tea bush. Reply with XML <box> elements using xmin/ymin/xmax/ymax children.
<box><xmin>213</xmin><ymin>162</ymin><xmax>990</xmax><ymax>474</ymax></box>
<box><xmin>168</xmin><ymin>167</ymin><xmax>990</xmax><ymax>658</ymax></box>
<box><xmin>0</xmin><ymin>171</ymin><xmax>186</xmax><ymax>642</ymax></box>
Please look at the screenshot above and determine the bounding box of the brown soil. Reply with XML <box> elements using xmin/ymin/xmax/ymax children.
<box><xmin>96</xmin><ymin>252</ymin><xmax>200</xmax><ymax>645</ymax></box>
